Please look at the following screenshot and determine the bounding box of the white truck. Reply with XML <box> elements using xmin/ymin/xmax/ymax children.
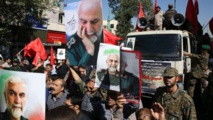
<box><xmin>125</xmin><ymin>30</ymin><xmax>194</xmax><ymax>97</ymax></box>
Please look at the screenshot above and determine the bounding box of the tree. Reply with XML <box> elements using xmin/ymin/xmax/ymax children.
<box><xmin>114</xmin><ymin>0</ymin><xmax>138</xmax><ymax>39</ymax></box>
<box><xmin>108</xmin><ymin>0</ymin><xmax>153</xmax><ymax>39</ymax></box>
<box><xmin>0</xmin><ymin>0</ymin><xmax>47</xmax><ymax>47</ymax></box>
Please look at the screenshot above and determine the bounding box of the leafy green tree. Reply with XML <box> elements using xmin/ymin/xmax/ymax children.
<box><xmin>108</xmin><ymin>0</ymin><xmax>153</xmax><ymax>39</ymax></box>
<box><xmin>0</xmin><ymin>0</ymin><xmax>47</xmax><ymax>46</ymax></box>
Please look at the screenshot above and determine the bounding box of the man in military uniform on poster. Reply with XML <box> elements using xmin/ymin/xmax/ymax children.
<box><xmin>97</xmin><ymin>51</ymin><xmax>120</xmax><ymax>90</ymax></box>
<box><xmin>153</xmin><ymin>67</ymin><xmax>197</xmax><ymax>120</ymax></box>
<box><xmin>66</xmin><ymin>0</ymin><xmax>103</xmax><ymax>66</ymax></box>
<box><xmin>120</xmin><ymin>55</ymin><xmax>139</xmax><ymax>98</ymax></box>
<box><xmin>0</xmin><ymin>76</ymin><xmax>28</xmax><ymax>120</ymax></box>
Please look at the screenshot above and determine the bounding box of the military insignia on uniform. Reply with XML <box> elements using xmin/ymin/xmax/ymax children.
<box><xmin>67</xmin><ymin>37</ymin><xmax>76</xmax><ymax>49</ymax></box>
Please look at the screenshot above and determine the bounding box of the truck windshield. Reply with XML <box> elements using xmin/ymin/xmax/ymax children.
<box><xmin>128</xmin><ymin>34</ymin><xmax>181</xmax><ymax>60</ymax></box>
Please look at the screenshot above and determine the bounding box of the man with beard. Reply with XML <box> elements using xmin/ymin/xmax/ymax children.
<box><xmin>47</xmin><ymin>78</ymin><xmax>67</xmax><ymax>111</ymax></box>
<box><xmin>66</xmin><ymin>0</ymin><xmax>103</xmax><ymax>66</ymax></box>
<box><xmin>153</xmin><ymin>67</ymin><xmax>197</xmax><ymax>120</ymax></box>
<box><xmin>97</xmin><ymin>53</ymin><xmax>120</xmax><ymax>90</ymax></box>
<box><xmin>0</xmin><ymin>76</ymin><xmax>28</xmax><ymax>120</ymax></box>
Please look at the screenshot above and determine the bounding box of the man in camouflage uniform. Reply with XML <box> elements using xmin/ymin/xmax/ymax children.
<box><xmin>183</xmin><ymin>44</ymin><xmax>210</xmax><ymax>98</ymax></box>
<box><xmin>97</xmin><ymin>52</ymin><xmax>120</xmax><ymax>90</ymax></box>
<box><xmin>10</xmin><ymin>58</ymin><xmax>22</xmax><ymax>71</ymax></box>
<box><xmin>153</xmin><ymin>67</ymin><xmax>197</xmax><ymax>120</ymax></box>
<box><xmin>66</xmin><ymin>0</ymin><xmax>103</xmax><ymax>66</ymax></box>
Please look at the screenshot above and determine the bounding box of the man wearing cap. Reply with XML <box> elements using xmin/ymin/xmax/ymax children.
<box><xmin>184</xmin><ymin>44</ymin><xmax>210</xmax><ymax>98</ymax></box>
<box><xmin>154</xmin><ymin>6</ymin><xmax>163</xmax><ymax>30</ymax></box>
<box><xmin>10</xmin><ymin>58</ymin><xmax>22</xmax><ymax>71</ymax></box>
<box><xmin>153</xmin><ymin>67</ymin><xmax>197</xmax><ymax>120</ymax></box>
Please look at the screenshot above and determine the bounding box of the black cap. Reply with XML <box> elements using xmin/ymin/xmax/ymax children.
<box><xmin>13</xmin><ymin>58</ymin><xmax>19</xmax><ymax>63</ymax></box>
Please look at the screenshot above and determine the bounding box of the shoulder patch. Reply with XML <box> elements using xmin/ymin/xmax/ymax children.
<box><xmin>179</xmin><ymin>90</ymin><xmax>194</xmax><ymax>103</ymax></box>
<box><xmin>67</xmin><ymin>37</ymin><xmax>76</xmax><ymax>49</ymax></box>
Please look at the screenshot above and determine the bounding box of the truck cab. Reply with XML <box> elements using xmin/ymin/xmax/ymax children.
<box><xmin>125</xmin><ymin>30</ymin><xmax>192</xmax><ymax>99</ymax></box>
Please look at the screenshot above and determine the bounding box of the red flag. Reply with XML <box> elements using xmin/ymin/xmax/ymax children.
<box><xmin>104</xmin><ymin>28</ymin><xmax>122</xmax><ymax>45</ymax></box>
<box><xmin>185</xmin><ymin>0</ymin><xmax>198</xmax><ymax>32</ymax></box>
<box><xmin>194</xmin><ymin>0</ymin><xmax>199</xmax><ymax>15</ymax></box>
<box><xmin>135</xmin><ymin>3</ymin><xmax>145</xmax><ymax>32</ymax></box>
<box><xmin>153</xmin><ymin>0</ymin><xmax>158</xmax><ymax>14</ymax></box>
<box><xmin>24</xmin><ymin>41</ymin><xmax>35</xmax><ymax>57</ymax></box>
<box><xmin>50</xmin><ymin>46</ymin><xmax>55</xmax><ymax>66</ymax></box>
<box><xmin>209</xmin><ymin>17</ymin><xmax>213</xmax><ymax>36</ymax></box>
<box><xmin>24</xmin><ymin>38</ymin><xmax>47</xmax><ymax>66</ymax></box>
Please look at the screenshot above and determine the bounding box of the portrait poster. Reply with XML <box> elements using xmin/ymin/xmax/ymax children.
<box><xmin>95</xmin><ymin>43</ymin><xmax>120</xmax><ymax>91</ymax></box>
<box><xmin>0</xmin><ymin>70</ymin><xmax>45</xmax><ymax>120</ymax></box>
<box><xmin>126</xmin><ymin>37</ymin><xmax>136</xmax><ymax>50</ymax></box>
<box><xmin>120</xmin><ymin>50</ymin><xmax>142</xmax><ymax>104</ymax></box>
<box><xmin>57</xmin><ymin>48</ymin><xmax>66</xmax><ymax>60</ymax></box>
<box><xmin>64</xmin><ymin>0</ymin><xmax>104</xmax><ymax>66</ymax></box>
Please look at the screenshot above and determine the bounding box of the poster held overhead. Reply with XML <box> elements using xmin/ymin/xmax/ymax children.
<box><xmin>95</xmin><ymin>43</ymin><xmax>120</xmax><ymax>91</ymax></box>
<box><xmin>57</xmin><ymin>48</ymin><xmax>66</xmax><ymax>60</ymax></box>
<box><xmin>120</xmin><ymin>50</ymin><xmax>142</xmax><ymax>104</ymax></box>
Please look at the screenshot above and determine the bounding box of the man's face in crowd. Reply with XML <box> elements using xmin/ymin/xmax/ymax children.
<box><xmin>13</xmin><ymin>62</ymin><xmax>18</xmax><ymax>66</ymax></box>
<box><xmin>163</xmin><ymin>76</ymin><xmax>178</xmax><ymax>88</ymax></box>
<box><xmin>7</xmin><ymin>59</ymin><xmax>11</xmax><ymax>64</ymax></box>
<box><xmin>21</xmin><ymin>60</ymin><xmax>27</xmax><ymax>65</ymax></box>
<box><xmin>78</xmin><ymin>0</ymin><xmax>103</xmax><ymax>43</ymax></box>
<box><xmin>65</xmin><ymin>98</ymin><xmax>74</xmax><ymax>109</ymax></box>
<box><xmin>79</xmin><ymin>67</ymin><xmax>86</xmax><ymax>76</ymax></box>
<box><xmin>46</xmin><ymin>76</ymin><xmax>53</xmax><ymax>89</ymax></box>
<box><xmin>107</xmin><ymin>93</ymin><xmax>117</xmax><ymax>107</ymax></box>
<box><xmin>51</xmin><ymin>79</ymin><xmax>64</xmax><ymax>96</ymax></box>
<box><xmin>106</xmin><ymin>54</ymin><xmax>119</xmax><ymax>72</ymax></box>
<box><xmin>6</xmin><ymin>81</ymin><xmax>27</xmax><ymax>119</ymax></box>
<box><xmin>45</xmin><ymin>66</ymin><xmax>52</xmax><ymax>72</ymax></box>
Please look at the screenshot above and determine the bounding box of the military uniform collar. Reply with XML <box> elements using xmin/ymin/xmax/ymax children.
<box><xmin>163</xmin><ymin>86</ymin><xmax>180</xmax><ymax>99</ymax></box>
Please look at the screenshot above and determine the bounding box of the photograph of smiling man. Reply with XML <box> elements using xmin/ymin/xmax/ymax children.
<box><xmin>0</xmin><ymin>70</ymin><xmax>45</xmax><ymax>120</ymax></box>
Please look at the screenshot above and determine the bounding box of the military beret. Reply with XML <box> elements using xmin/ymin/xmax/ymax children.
<box><xmin>163</xmin><ymin>67</ymin><xmax>178</xmax><ymax>77</ymax></box>
<box><xmin>201</xmin><ymin>45</ymin><xmax>210</xmax><ymax>50</ymax></box>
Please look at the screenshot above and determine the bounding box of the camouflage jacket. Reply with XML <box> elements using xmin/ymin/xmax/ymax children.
<box><xmin>97</xmin><ymin>69</ymin><xmax>120</xmax><ymax>86</ymax></box>
<box><xmin>153</xmin><ymin>87</ymin><xmax>197</xmax><ymax>120</ymax></box>
<box><xmin>189</xmin><ymin>53</ymin><xmax>209</xmax><ymax>79</ymax></box>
